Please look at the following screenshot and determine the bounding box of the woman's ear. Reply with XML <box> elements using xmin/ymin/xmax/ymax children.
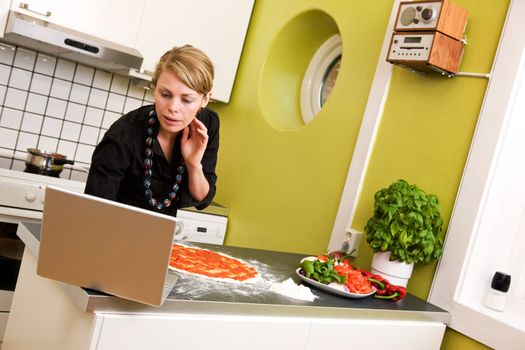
<box><xmin>201</xmin><ymin>92</ymin><xmax>211</xmax><ymax>108</ymax></box>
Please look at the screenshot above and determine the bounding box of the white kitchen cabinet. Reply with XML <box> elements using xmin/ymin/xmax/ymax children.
<box><xmin>134</xmin><ymin>0</ymin><xmax>255</xmax><ymax>103</ymax></box>
<box><xmin>7</xmin><ymin>0</ymin><xmax>146</xmax><ymax>48</ymax></box>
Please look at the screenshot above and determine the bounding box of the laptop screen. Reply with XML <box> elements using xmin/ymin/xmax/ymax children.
<box><xmin>37</xmin><ymin>186</ymin><xmax>177</xmax><ymax>306</ymax></box>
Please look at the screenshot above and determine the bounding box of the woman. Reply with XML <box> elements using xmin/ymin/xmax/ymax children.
<box><xmin>85</xmin><ymin>45</ymin><xmax>219</xmax><ymax>216</ymax></box>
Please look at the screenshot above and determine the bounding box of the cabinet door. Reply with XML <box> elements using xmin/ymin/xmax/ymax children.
<box><xmin>9</xmin><ymin>0</ymin><xmax>145</xmax><ymax>48</ymax></box>
<box><xmin>135</xmin><ymin>0</ymin><xmax>254</xmax><ymax>103</ymax></box>
<box><xmin>306</xmin><ymin>319</ymin><xmax>446</xmax><ymax>350</ymax></box>
<box><xmin>95</xmin><ymin>314</ymin><xmax>310</xmax><ymax>350</ymax></box>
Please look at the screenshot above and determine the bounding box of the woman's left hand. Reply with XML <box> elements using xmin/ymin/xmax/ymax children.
<box><xmin>181</xmin><ymin>117</ymin><xmax>208</xmax><ymax>168</ymax></box>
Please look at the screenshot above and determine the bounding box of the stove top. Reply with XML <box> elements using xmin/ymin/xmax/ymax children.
<box><xmin>0</xmin><ymin>167</ymin><xmax>86</xmax><ymax>219</ymax></box>
<box><xmin>0</xmin><ymin>167</ymin><xmax>86</xmax><ymax>190</ymax></box>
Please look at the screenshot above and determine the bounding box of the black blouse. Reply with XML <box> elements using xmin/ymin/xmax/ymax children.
<box><xmin>85</xmin><ymin>104</ymin><xmax>219</xmax><ymax>216</ymax></box>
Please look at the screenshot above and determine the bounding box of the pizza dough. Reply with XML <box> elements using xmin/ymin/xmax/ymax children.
<box><xmin>169</xmin><ymin>243</ymin><xmax>260</xmax><ymax>283</ymax></box>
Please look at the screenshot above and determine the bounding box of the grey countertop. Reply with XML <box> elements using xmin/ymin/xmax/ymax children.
<box><xmin>17</xmin><ymin>222</ymin><xmax>449</xmax><ymax>323</ymax></box>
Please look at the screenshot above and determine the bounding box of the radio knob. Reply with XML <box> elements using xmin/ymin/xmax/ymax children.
<box><xmin>421</xmin><ymin>8</ymin><xmax>435</xmax><ymax>21</ymax></box>
<box><xmin>25</xmin><ymin>191</ymin><xmax>36</xmax><ymax>202</ymax></box>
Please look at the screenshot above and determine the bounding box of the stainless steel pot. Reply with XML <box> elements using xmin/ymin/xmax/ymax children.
<box><xmin>25</xmin><ymin>148</ymin><xmax>75</xmax><ymax>177</ymax></box>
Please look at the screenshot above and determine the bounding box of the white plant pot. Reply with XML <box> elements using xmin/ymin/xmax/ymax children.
<box><xmin>371</xmin><ymin>251</ymin><xmax>414</xmax><ymax>287</ymax></box>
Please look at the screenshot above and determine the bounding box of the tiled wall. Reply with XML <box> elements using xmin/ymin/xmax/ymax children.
<box><xmin>0</xmin><ymin>41</ymin><xmax>154</xmax><ymax>181</ymax></box>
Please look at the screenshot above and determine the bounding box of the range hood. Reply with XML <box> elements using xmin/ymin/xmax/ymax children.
<box><xmin>2</xmin><ymin>10</ymin><xmax>143</xmax><ymax>75</ymax></box>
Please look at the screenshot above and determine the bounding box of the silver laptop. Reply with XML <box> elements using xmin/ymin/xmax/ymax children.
<box><xmin>37</xmin><ymin>186</ymin><xmax>178</xmax><ymax>307</ymax></box>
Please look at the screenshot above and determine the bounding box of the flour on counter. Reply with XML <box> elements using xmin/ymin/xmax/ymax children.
<box><xmin>270</xmin><ymin>278</ymin><xmax>317</xmax><ymax>301</ymax></box>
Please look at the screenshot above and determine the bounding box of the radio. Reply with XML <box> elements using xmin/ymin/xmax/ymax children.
<box><xmin>387</xmin><ymin>0</ymin><xmax>467</xmax><ymax>75</ymax></box>
<box><xmin>387</xmin><ymin>31</ymin><xmax>464</xmax><ymax>74</ymax></box>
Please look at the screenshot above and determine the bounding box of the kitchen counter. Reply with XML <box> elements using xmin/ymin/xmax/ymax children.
<box><xmin>2</xmin><ymin>222</ymin><xmax>450</xmax><ymax>350</ymax></box>
<box><xmin>16</xmin><ymin>222</ymin><xmax>448</xmax><ymax>322</ymax></box>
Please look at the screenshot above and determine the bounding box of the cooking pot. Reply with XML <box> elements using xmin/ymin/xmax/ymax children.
<box><xmin>25</xmin><ymin>148</ymin><xmax>75</xmax><ymax>177</ymax></box>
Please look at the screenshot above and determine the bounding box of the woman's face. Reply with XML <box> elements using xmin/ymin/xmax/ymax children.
<box><xmin>154</xmin><ymin>70</ymin><xmax>210</xmax><ymax>135</ymax></box>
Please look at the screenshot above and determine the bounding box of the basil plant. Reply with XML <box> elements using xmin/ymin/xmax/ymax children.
<box><xmin>364</xmin><ymin>179</ymin><xmax>444</xmax><ymax>264</ymax></box>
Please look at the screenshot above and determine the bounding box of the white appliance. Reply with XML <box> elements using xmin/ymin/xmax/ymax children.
<box><xmin>176</xmin><ymin>209</ymin><xmax>227</xmax><ymax>245</ymax></box>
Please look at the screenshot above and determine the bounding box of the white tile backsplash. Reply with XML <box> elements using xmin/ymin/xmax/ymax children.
<box><xmin>75</xmin><ymin>143</ymin><xmax>95</xmax><ymax>163</ymax></box>
<box><xmin>93</xmin><ymin>70</ymin><xmax>112</xmax><ymax>90</ymax></box>
<box><xmin>128</xmin><ymin>84</ymin><xmax>145</xmax><ymax>99</ymax></box>
<box><xmin>46</xmin><ymin>98</ymin><xmax>67</xmax><ymax>119</ymax></box>
<box><xmin>69</xmin><ymin>83</ymin><xmax>90</xmax><ymax>104</ymax></box>
<box><xmin>0</xmin><ymin>156</ymin><xmax>12</xmax><ymax>168</ymax></box>
<box><xmin>0</xmin><ymin>85</ymin><xmax>5</xmax><ymax>105</ymax></box>
<box><xmin>50</xmin><ymin>78</ymin><xmax>72</xmax><ymax>99</ymax></box>
<box><xmin>13</xmin><ymin>48</ymin><xmax>36</xmax><ymax>70</ymax></box>
<box><xmin>145</xmin><ymin>90</ymin><xmax>155</xmax><ymax>102</ymax></box>
<box><xmin>0</xmin><ymin>43</ymin><xmax>16</xmax><ymax>65</ymax></box>
<box><xmin>30</xmin><ymin>73</ymin><xmax>52</xmax><ymax>95</ymax></box>
<box><xmin>55</xmin><ymin>59</ymin><xmax>75</xmax><ymax>81</ymax></box>
<box><xmin>111</xmin><ymin>75</ymin><xmax>130</xmax><ymax>94</ymax></box>
<box><xmin>88</xmin><ymin>88</ymin><xmax>108</xmax><ymax>109</ymax></box>
<box><xmin>0</xmin><ymin>41</ymin><xmax>152</xmax><ymax>176</ymax></box>
<box><xmin>84</xmin><ymin>107</ymin><xmax>103</xmax><ymax>127</ymax></box>
<box><xmin>35</xmin><ymin>54</ymin><xmax>57</xmax><ymax>76</ymax></box>
<box><xmin>57</xmin><ymin>139</ymin><xmax>77</xmax><ymax>158</ymax></box>
<box><xmin>0</xmin><ymin>64</ymin><xmax>10</xmax><ymax>85</ymax></box>
<box><xmin>4</xmin><ymin>88</ymin><xmax>27</xmax><ymax>109</ymax></box>
<box><xmin>70</xmin><ymin>169</ymin><xmax>88</xmax><ymax>182</ymax></box>
<box><xmin>26</xmin><ymin>93</ymin><xmax>47</xmax><ymax>114</ymax></box>
<box><xmin>41</xmin><ymin>116</ymin><xmax>62</xmax><ymax>138</ymax></box>
<box><xmin>79</xmin><ymin>125</ymin><xmax>100</xmax><ymax>145</ymax></box>
<box><xmin>124</xmin><ymin>97</ymin><xmax>143</xmax><ymax>114</ymax></box>
<box><xmin>65</xmin><ymin>102</ymin><xmax>86</xmax><ymax>123</ymax></box>
<box><xmin>102</xmin><ymin>110</ymin><xmax>120</xmax><ymax>129</ymax></box>
<box><xmin>21</xmin><ymin>112</ymin><xmax>43</xmax><ymax>133</ymax></box>
<box><xmin>106</xmin><ymin>92</ymin><xmax>125</xmax><ymax>113</ymax></box>
<box><xmin>0</xmin><ymin>108</ymin><xmax>23</xmax><ymax>129</ymax></box>
<box><xmin>74</xmin><ymin>65</ymin><xmax>95</xmax><ymax>85</ymax></box>
<box><xmin>8</xmin><ymin>68</ymin><xmax>31</xmax><ymax>90</ymax></box>
<box><xmin>38</xmin><ymin>135</ymin><xmax>59</xmax><ymax>152</ymax></box>
<box><xmin>0</xmin><ymin>127</ymin><xmax>18</xmax><ymax>148</ymax></box>
<box><xmin>15</xmin><ymin>131</ymin><xmax>39</xmax><ymax>151</ymax></box>
<box><xmin>11</xmin><ymin>159</ymin><xmax>25</xmax><ymax>171</ymax></box>
<box><xmin>61</xmin><ymin>121</ymin><xmax>81</xmax><ymax>141</ymax></box>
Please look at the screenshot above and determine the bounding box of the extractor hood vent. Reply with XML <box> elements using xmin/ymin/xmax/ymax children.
<box><xmin>3</xmin><ymin>10</ymin><xmax>143</xmax><ymax>75</ymax></box>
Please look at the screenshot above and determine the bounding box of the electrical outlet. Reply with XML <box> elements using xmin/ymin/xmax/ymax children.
<box><xmin>340</xmin><ymin>228</ymin><xmax>363</xmax><ymax>257</ymax></box>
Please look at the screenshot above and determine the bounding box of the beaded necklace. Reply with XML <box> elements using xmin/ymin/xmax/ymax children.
<box><xmin>144</xmin><ymin>109</ymin><xmax>185</xmax><ymax>210</ymax></box>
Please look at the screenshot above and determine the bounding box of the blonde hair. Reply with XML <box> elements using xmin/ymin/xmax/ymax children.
<box><xmin>151</xmin><ymin>45</ymin><xmax>214</xmax><ymax>95</ymax></box>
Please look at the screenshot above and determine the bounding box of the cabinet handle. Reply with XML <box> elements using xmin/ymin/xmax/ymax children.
<box><xmin>19</xmin><ymin>3</ymin><xmax>52</xmax><ymax>17</ymax></box>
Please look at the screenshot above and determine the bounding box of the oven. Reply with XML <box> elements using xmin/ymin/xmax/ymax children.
<box><xmin>0</xmin><ymin>167</ymin><xmax>86</xmax><ymax>340</ymax></box>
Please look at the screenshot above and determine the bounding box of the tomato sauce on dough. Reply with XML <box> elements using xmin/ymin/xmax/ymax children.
<box><xmin>170</xmin><ymin>244</ymin><xmax>258</xmax><ymax>281</ymax></box>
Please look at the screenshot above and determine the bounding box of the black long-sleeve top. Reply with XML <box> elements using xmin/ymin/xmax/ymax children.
<box><xmin>85</xmin><ymin>104</ymin><xmax>219</xmax><ymax>216</ymax></box>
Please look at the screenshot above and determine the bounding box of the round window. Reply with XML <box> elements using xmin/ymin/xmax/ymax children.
<box><xmin>300</xmin><ymin>34</ymin><xmax>342</xmax><ymax>123</ymax></box>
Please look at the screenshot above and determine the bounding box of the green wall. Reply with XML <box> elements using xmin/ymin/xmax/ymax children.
<box><xmin>210</xmin><ymin>0</ymin><xmax>509</xmax><ymax>349</ymax></box>
<box><xmin>211</xmin><ymin>0</ymin><xmax>392</xmax><ymax>253</ymax></box>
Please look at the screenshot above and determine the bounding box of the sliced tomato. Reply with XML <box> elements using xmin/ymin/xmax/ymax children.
<box><xmin>344</xmin><ymin>269</ymin><xmax>373</xmax><ymax>294</ymax></box>
<box><xmin>316</xmin><ymin>255</ymin><xmax>328</xmax><ymax>262</ymax></box>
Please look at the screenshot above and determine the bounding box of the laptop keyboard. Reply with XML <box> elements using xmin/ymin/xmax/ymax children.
<box><xmin>162</xmin><ymin>273</ymin><xmax>178</xmax><ymax>299</ymax></box>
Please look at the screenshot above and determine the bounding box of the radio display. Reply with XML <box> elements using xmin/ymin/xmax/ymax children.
<box><xmin>404</xmin><ymin>37</ymin><xmax>422</xmax><ymax>43</ymax></box>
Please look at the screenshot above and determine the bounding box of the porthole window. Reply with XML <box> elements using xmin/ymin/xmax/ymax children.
<box><xmin>300</xmin><ymin>34</ymin><xmax>342</xmax><ymax>123</ymax></box>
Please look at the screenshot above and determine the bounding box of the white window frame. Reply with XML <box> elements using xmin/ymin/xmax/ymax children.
<box><xmin>428</xmin><ymin>1</ymin><xmax>525</xmax><ymax>349</ymax></box>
